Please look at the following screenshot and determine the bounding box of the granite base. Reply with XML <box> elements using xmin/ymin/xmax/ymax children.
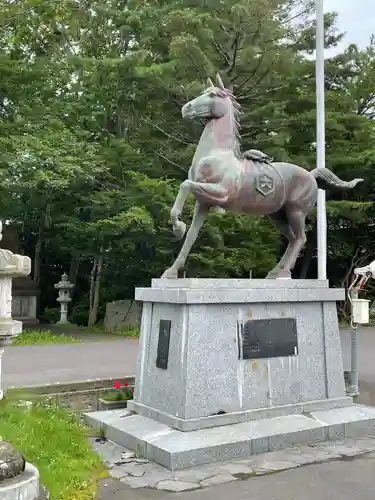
<box><xmin>133</xmin><ymin>279</ymin><xmax>347</xmax><ymax>427</ymax></box>
<box><xmin>128</xmin><ymin>396</ymin><xmax>353</xmax><ymax>431</ymax></box>
<box><xmin>85</xmin><ymin>405</ymin><xmax>375</xmax><ymax>470</ymax></box>
<box><xmin>94</xmin><ymin>278</ymin><xmax>371</xmax><ymax>470</ymax></box>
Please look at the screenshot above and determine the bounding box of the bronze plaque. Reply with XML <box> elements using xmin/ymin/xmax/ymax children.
<box><xmin>156</xmin><ymin>319</ymin><xmax>171</xmax><ymax>369</ymax></box>
<box><xmin>238</xmin><ymin>318</ymin><xmax>298</xmax><ymax>359</ymax></box>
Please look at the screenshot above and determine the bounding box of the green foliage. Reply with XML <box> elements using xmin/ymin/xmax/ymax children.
<box><xmin>104</xmin><ymin>380</ymin><xmax>134</xmax><ymax>401</ymax></box>
<box><xmin>190</xmin><ymin>212</ymin><xmax>280</xmax><ymax>277</ymax></box>
<box><xmin>39</xmin><ymin>307</ymin><xmax>61</xmax><ymax>324</ymax></box>
<box><xmin>71</xmin><ymin>297</ymin><xmax>91</xmax><ymax>326</ymax></box>
<box><xmin>0</xmin><ymin>398</ymin><xmax>104</xmax><ymax>499</ymax></box>
<box><xmin>0</xmin><ymin>0</ymin><xmax>375</xmax><ymax>320</ymax></box>
<box><xmin>102</xmin><ymin>392</ymin><xmax>130</xmax><ymax>402</ymax></box>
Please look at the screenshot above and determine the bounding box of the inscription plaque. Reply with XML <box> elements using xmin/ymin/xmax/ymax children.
<box><xmin>156</xmin><ymin>319</ymin><xmax>171</xmax><ymax>369</ymax></box>
<box><xmin>238</xmin><ymin>318</ymin><xmax>298</xmax><ymax>360</ymax></box>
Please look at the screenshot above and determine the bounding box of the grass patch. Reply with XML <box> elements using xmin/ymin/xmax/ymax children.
<box><xmin>13</xmin><ymin>329</ymin><xmax>81</xmax><ymax>346</ymax></box>
<box><xmin>233</xmin><ymin>471</ymin><xmax>257</xmax><ymax>480</ymax></box>
<box><xmin>78</xmin><ymin>325</ymin><xmax>140</xmax><ymax>337</ymax></box>
<box><xmin>0</xmin><ymin>397</ymin><xmax>105</xmax><ymax>499</ymax></box>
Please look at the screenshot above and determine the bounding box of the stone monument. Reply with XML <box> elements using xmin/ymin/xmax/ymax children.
<box><xmin>54</xmin><ymin>273</ymin><xmax>74</xmax><ymax>324</ymax></box>
<box><xmin>161</xmin><ymin>74</ymin><xmax>362</xmax><ymax>280</ymax></box>
<box><xmin>86</xmin><ymin>76</ymin><xmax>375</xmax><ymax>471</ymax></box>
<box><xmin>0</xmin><ymin>222</ymin><xmax>40</xmax><ymax>498</ymax></box>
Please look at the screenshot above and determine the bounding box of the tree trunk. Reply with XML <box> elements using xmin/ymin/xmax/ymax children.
<box><xmin>68</xmin><ymin>254</ymin><xmax>80</xmax><ymax>301</ymax></box>
<box><xmin>88</xmin><ymin>259</ymin><xmax>97</xmax><ymax>325</ymax></box>
<box><xmin>88</xmin><ymin>249</ymin><xmax>103</xmax><ymax>326</ymax></box>
<box><xmin>68</xmin><ymin>254</ymin><xmax>80</xmax><ymax>299</ymax></box>
<box><xmin>33</xmin><ymin>209</ymin><xmax>46</xmax><ymax>283</ymax></box>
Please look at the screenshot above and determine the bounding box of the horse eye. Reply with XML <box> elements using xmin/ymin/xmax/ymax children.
<box><xmin>209</xmin><ymin>92</ymin><xmax>216</xmax><ymax>97</ymax></box>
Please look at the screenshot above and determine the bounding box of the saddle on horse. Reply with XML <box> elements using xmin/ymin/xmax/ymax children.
<box><xmin>243</xmin><ymin>149</ymin><xmax>273</xmax><ymax>164</ymax></box>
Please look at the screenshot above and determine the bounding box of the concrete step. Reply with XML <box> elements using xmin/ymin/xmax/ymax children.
<box><xmin>84</xmin><ymin>404</ymin><xmax>375</xmax><ymax>470</ymax></box>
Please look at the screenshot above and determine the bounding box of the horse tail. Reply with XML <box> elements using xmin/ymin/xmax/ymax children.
<box><xmin>310</xmin><ymin>168</ymin><xmax>363</xmax><ymax>190</ymax></box>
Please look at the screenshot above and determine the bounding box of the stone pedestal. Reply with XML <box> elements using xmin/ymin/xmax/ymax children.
<box><xmin>131</xmin><ymin>279</ymin><xmax>350</xmax><ymax>429</ymax></box>
<box><xmin>12</xmin><ymin>278</ymin><xmax>39</xmax><ymax>326</ymax></box>
<box><xmin>0</xmin><ymin>463</ymin><xmax>39</xmax><ymax>499</ymax></box>
<box><xmin>87</xmin><ymin>279</ymin><xmax>375</xmax><ymax>470</ymax></box>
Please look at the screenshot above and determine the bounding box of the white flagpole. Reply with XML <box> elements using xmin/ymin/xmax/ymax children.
<box><xmin>316</xmin><ymin>0</ymin><xmax>327</xmax><ymax>280</ymax></box>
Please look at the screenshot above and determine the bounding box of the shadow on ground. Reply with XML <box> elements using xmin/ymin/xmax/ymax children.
<box><xmin>356</xmin><ymin>380</ymin><xmax>375</xmax><ymax>407</ymax></box>
<box><xmin>97</xmin><ymin>478</ymin><xmax>161</xmax><ymax>499</ymax></box>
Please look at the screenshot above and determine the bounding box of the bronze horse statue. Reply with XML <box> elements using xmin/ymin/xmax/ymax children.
<box><xmin>162</xmin><ymin>74</ymin><xmax>363</xmax><ymax>279</ymax></box>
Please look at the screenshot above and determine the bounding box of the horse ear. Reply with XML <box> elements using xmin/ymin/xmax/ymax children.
<box><xmin>216</xmin><ymin>73</ymin><xmax>225</xmax><ymax>89</ymax></box>
<box><xmin>207</xmin><ymin>77</ymin><xmax>214</xmax><ymax>87</ymax></box>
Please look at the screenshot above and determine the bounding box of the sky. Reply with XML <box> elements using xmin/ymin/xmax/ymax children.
<box><xmin>325</xmin><ymin>0</ymin><xmax>375</xmax><ymax>52</ymax></box>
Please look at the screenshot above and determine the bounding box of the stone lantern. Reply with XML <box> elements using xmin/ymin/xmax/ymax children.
<box><xmin>0</xmin><ymin>243</ymin><xmax>32</xmax><ymax>398</ymax></box>
<box><xmin>0</xmin><ymin>224</ymin><xmax>39</xmax><ymax>499</ymax></box>
<box><xmin>54</xmin><ymin>273</ymin><xmax>74</xmax><ymax>324</ymax></box>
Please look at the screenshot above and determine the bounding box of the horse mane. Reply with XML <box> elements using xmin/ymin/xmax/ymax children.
<box><xmin>201</xmin><ymin>84</ymin><xmax>242</xmax><ymax>158</ymax></box>
<box><xmin>217</xmin><ymin>87</ymin><xmax>242</xmax><ymax>159</ymax></box>
<box><xmin>226</xmin><ymin>89</ymin><xmax>241</xmax><ymax>159</ymax></box>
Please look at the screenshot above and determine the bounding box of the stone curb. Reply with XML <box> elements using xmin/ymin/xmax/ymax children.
<box><xmin>5</xmin><ymin>376</ymin><xmax>136</xmax><ymax>396</ymax></box>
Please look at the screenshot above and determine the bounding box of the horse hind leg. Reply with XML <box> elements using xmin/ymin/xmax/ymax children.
<box><xmin>268</xmin><ymin>209</ymin><xmax>307</xmax><ymax>279</ymax></box>
<box><xmin>266</xmin><ymin>210</ymin><xmax>295</xmax><ymax>279</ymax></box>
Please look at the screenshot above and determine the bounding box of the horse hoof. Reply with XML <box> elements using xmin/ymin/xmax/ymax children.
<box><xmin>161</xmin><ymin>268</ymin><xmax>178</xmax><ymax>279</ymax></box>
<box><xmin>266</xmin><ymin>269</ymin><xmax>279</xmax><ymax>279</ymax></box>
<box><xmin>212</xmin><ymin>206</ymin><xmax>226</xmax><ymax>214</ymax></box>
<box><xmin>266</xmin><ymin>269</ymin><xmax>291</xmax><ymax>279</ymax></box>
<box><xmin>173</xmin><ymin>221</ymin><xmax>186</xmax><ymax>240</ymax></box>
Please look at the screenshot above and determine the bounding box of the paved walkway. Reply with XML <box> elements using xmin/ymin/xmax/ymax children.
<box><xmin>97</xmin><ymin>452</ymin><xmax>375</xmax><ymax>500</ymax></box>
<box><xmin>2</xmin><ymin>326</ymin><xmax>375</xmax><ymax>390</ymax></box>
<box><xmin>3</xmin><ymin>326</ymin><xmax>374</xmax><ymax>499</ymax></box>
<box><xmin>3</xmin><ymin>338</ymin><xmax>138</xmax><ymax>388</ymax></box>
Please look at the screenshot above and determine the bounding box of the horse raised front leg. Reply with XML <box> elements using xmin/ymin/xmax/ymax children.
<box><xmin>186</xmin><ymin>180</ymin><xmax>229</xmax><ymax>205</ymax></box>
<box><xmin>161</xmin><ymin>202</ymin><xmax>208</xmax><ymax>279</ymax></box>
<box><xmin>170</xmin><ymin>180</ymin><xmax>191</xmax><ymax>240</ymax></box>
<box><xmin>171</xmin><ymin>179</ymin><xmax>228</xmax><ymax>240</ymax></box>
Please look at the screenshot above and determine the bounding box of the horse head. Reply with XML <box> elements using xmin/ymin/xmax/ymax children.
<box><xmin>182</xmin><ymin>73</ymin><xmax>236</xmax><ymax>121</ymax></box>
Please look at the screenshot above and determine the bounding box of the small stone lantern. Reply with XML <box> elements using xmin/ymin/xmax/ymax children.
<box><xmin>54</xmin><ymin>273</ymin><xmax>74</xmax><ymax>324</ymax></box>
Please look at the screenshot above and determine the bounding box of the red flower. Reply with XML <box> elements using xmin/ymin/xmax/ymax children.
<box><xmin>113</xmin><ymin>380</ymin><xmax>121</xmax><ymax>389</ymax></box>
<box><xmin>131</xmin><ymin>387</ymin><xmax>135</xmax><ymax>393</ymax></box>
<box><xmin>124</xmin><ymin>382</ymin><xmax>130</xmax><ymax>387</ymax></box>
